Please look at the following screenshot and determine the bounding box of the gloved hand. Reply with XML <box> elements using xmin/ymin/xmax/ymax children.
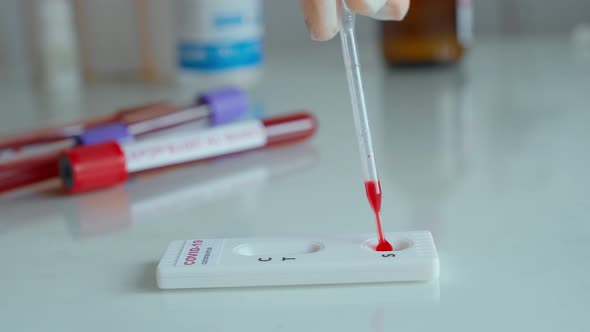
<box><xmin>300</xmin><ymin>0</ymin><xmax>410</xmax><ymax>41</ymax></box>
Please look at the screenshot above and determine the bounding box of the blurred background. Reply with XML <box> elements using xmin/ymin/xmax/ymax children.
<box><xmin>1</xmin><ymin>0</ymin><xmax>589</xmax><ymax>162</ymax></box>
<box><xmin>1</xmin><ymin>0</ymin><xmax>589</xmax><ymax>83</ymax></box>
<box><xmin>1</xmin><ymin>0</ymin><xmax>589</xmax><ymax>180</ymax></box>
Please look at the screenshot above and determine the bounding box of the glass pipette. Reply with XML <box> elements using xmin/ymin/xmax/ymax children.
<box><xmin>339</xmin><ymin>0</ymin><xmax>393</xmax><ymax>251</ymax></box>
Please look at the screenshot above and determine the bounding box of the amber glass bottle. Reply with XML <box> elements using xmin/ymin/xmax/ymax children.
<box><xmin>381</xmin><ymin>0</ymin><xmax>472</xmax><ymax>66</ymax></box>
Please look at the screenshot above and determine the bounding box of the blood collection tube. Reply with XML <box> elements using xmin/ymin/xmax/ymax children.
<box><xmin>73</xmin><ymin>87</ymin><xmax>247</xmax><ymax>145</ymax></box>
<box><xmin>59</xmin><ymin>112</ymin><xmax>317</xmax><ymax>193</ymax></box>
<box><xmin>0</xmin><ymin>153</ymin><xmax>61</xmax><ymax>193</ymax></box>
<box><xmin>0</xmin><ymin>87</ymin><xmax>247</xmax><ymax>159</ymax></box>
<box><xmin>0</xmin><ymin>87</ymin><xmax>248</xmax><ymax>193</ymax></box>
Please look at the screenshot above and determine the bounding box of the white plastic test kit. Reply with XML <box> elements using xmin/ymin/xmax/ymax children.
<box><xmin>157</xmin><ymin>231</ymin><xmax>439</xmax><ymax>289</ymax></box>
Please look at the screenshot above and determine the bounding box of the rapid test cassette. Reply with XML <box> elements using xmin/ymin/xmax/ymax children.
<box><xmin>157</xmin><ymin>232</ymin><xmax>439</xmax><ymax>289</ymax></box>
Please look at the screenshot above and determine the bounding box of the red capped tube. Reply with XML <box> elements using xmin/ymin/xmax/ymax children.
<box><xmin>60</xmin><ymin>112</ymin><xmax>317</xmax><ymax>193</ymax></box>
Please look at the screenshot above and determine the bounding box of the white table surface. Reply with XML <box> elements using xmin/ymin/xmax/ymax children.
<box><xmin>1</xmin><ymin>38</ymin><xmax>590</xmax><ymax>331</ymax></box>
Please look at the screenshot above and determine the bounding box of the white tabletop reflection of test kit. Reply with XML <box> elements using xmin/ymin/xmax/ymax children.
<box><xmin>1</xmin><ymin>38</ymin><xmax>590</xmax><ymax>331</ymax></box>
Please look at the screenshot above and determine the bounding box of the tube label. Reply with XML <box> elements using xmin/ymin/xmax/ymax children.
<box><xmin>123</xmin><ymin>119</ymin><xmax>267</xmax><ymax>172</ymax></box>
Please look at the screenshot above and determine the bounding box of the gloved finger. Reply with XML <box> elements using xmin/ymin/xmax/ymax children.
<box><xmin>300</xmin><ymin>0</ymin><xmax>340</xmax><ymax>41</ymax></box>
<box><xmin>370</xmin><ymin>0</ymin><xmax>410</xmax><ymax>20</ymax></box>
<box><xmin>300</xmin><ymin>0</ymin><xmax>409</xmax><ymax>41</ymax></box>
<box><xmin>344</xmin><ymin>0</ymin><xmax>387</xmax><ymax>16</ymax></box>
